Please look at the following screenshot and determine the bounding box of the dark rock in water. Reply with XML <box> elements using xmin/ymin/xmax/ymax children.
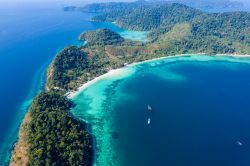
<box><xmin>111</xmin><ymin>132</ymin><xmax>119</xmax><ymax>139</ymax></box>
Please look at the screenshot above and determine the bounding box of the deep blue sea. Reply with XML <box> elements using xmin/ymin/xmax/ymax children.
<box><xmin>114</xmin><ymin>57</ymin><xmax>250</xmax><ymax>166</ymax></box>
<box><xmin>0</xmin><ymin>4</ymin><xmax>147</xmax><ymax>165</ymax></box>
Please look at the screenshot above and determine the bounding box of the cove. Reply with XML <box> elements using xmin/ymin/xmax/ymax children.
<box><xmin>72</xmin><ymin>55</ymin><xmax>250</xmax><ymax>166</ymax></box>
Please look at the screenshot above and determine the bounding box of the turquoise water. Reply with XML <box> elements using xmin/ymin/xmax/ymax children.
<box><xmin>89</xmin><ymin>22</ymin><xmax>148</xmax><ymax>42</ymax></box>
<box><xmin>0</xmin><ymin>5</ymin><xmax>148</xmax><ymax>165</ymax></box>
<box><xmin>72</xmin><ymin>55</ymin><xmax>250</xmax><ymax>166</ymax></box>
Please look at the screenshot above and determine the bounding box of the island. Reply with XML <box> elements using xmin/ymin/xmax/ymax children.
<box><xmin>10</xmin><ymin>92</ymin><xmax>93</xmax><ymax>166</ymax></box>
<box><xmin>10</xmin><ymin>1</ymin><xmax>249</xmax><ymax>165</ymax></box>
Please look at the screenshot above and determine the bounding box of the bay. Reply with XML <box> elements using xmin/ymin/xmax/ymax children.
<box><xmin>72</xmin><ymin>55</ymin><xmax>250</xmax><ymax>166</ymax></box>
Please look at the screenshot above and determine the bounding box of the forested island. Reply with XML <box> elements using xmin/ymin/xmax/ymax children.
<box><xmin>47</xmin><ymin>3</ymin><xmax>249</xmax><ymax>91</ymax></box>
<box><xmin>10</xmin><ymin>92</ymin><xmax>93</xmax><ymax>166</ymax></box>
<box><xmin>11</xmin><ymin>1</ymin><xmax>249</xmax><ymax>165</ymax></box>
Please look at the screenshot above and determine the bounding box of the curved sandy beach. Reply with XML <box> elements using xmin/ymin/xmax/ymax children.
<box><xmin>68</xmin><ymin>53</ymin><xmax>250</xmax><ymax>99</ymax></box>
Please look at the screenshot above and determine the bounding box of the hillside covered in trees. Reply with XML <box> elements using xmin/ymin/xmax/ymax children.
<box><xmin>79</xmin><ymin>0</ymin><xmax>146</xmax><ymax>13</ymax></box>
<box><xmin>92</xmin><ymin>3</ymin><xmax>249</xmax><ymax>42</ymax></box>
<box><xmin>90</xmin><ymin>2</ymin><xmax>249</xmax><ymax>53</ymax></box>
<box><xmin>11</xmin><ymin>92</ymin><xmax>93</xmax><ymax>166</ymax></box>
<box><xmin>47</xmin><ymin>28</ymin><xmax>149</xmax><ymax>91</ymax></box>
<box><xmin>80</xmin><ymin>0</ymin><xmax>245</xmax><ymax>13</ymax></box>
<box><xmin>92</xmin><ymin>3</ymin><xmax>203</xmax><ymax>31</ymax></box>
<box><xmin>79</xmin><ymin>28</ymin><xmax>125</xmax><ymax>45</ymax></box>
<box><xmin>46</xmin><ymin>3</ymin><xmax>250</xmax><ymax>91</ymax></box>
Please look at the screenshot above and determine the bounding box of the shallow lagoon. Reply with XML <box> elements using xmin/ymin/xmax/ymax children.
<box><xmin>72</xmin><ymin>55</ymin><xmax>250</xmax><ymax>166</ymax></box>
<box><xmin>92</xmin><ymin>22</ymin><xmax>148</xmax><ymax>42</ymax></box>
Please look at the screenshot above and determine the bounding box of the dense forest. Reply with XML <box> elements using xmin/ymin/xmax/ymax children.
<box><xmin>47</xmin><ymin>46</ymin><xmax>89</xmax><ymax>91</ymax></box>
<box><xmin>80</xmin><ymin>0</ymin><xmax>244</xmax><ymax>13</ymax></box>
<box><xmin>79</xmin><ymin>0</ymin><xmax>145</xmax><ymax>13</ymax></box>
<box><xmin>93</xmin><ymin>3</ymin><xmax>203</xmax><ymax>31</ymax></box>
<box><xmin>79</xmin><ymin>29</ymin><xmax>125</xmax><ymax>45</ymax></box>
<box><xmin>47</xmin><ymin>44</ymin><xmax>119</xmax><ymax>91</ymax></box>
<box><xmin>90</xmin><ymin>2</ymin><xmax>249</xmax><ymax>52</ymax></box>
<box><xmin>91</xmin><ymin>3</ymin><xmax>249</xmax><ymax>44</ymax></box>
<box><xmin>15</xmin><ymin>92</ymin><xmax>93</xmax><ymax>165</ymax></box>
<box><xmin>191</xmin><ymin>12</ymin><xmax>250</xmax><ymax>44</ymax></box>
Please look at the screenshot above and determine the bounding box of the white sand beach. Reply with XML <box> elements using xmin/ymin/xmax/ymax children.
<box><xmin>68</xmin><ymin>53</ymin><xmax>250</xmax><ymax>99</ymax></box>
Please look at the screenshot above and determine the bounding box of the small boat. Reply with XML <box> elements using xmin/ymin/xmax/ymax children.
<box><xmin>237</xmin><ymin>141</ymin><xmax>243</xmax><ymax>146</ymax></box>
<box><xmin>147</xmin><ymin>118</ymin><xmax>151</xmax><ymax>125</ymax></box>
<box><xmin>148</xmin><ymin>105</ymin><xmax>152</xmax><ymax>111</ymax></box>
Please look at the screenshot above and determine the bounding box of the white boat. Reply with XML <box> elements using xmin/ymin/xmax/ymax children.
<box><xmin>147</xmin><ymin>118</ymin><xmax>151</xmax><ymax>124</ymax></box>
<box><xmin>237</xmin><ymin>141</ymin><xmax>243</xmax><ymax>146</ymax></box>
<box><xmin>148</xmin><ymin>105</ymin><xmax>152</xmax><ymax>111</ymax></box>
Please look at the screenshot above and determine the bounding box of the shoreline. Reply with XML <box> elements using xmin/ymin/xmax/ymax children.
<box><xmin>69</xmin><ymin>52</ymin><xmax>250</xmax><ymax>166</ymax></box>
<box><xmin>68</xmin><ymin>68</ymin><xmax>129</xmax><ymax>98</ymax></box>
<box><xmin>68</xmin><ymin>53</ymin><xmax>250</xmax><ymax>99</ymax></box>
